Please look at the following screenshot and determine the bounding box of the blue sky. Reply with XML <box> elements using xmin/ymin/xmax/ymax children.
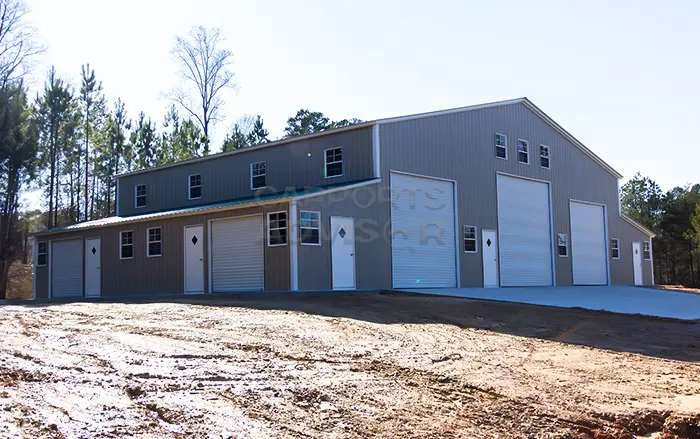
<box><xmin>22</xmin><ymin>0</ymin><xmax>699</xmax><ymax>208</ymax></box>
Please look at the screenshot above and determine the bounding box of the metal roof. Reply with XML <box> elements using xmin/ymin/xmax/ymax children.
<box><xmin>34</xmin><ymin>179</ymin><xmax>380</xmax><ymax>236</ymax></box>
<box><xmin>621</xmin><ymin>214</ymin><xmax>656</xmax><ymax>237</ymax></box>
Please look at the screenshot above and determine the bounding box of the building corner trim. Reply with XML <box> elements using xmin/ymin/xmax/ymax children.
<box><xmin>289</xmin><ymin>200</ymin><xmax>299</xmax><ymax>291</ymax></box>
<box><xmin>372</xmin><ymin>124</ymin><xmax>381</xmax><ymax>179</ymax></box>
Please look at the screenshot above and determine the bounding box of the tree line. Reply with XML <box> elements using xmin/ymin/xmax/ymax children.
<box><xmin>0</xmin><ymin>0</ymin><xmax>361</xmax><ymax>297</ymax></box>
<box><xmin>621</xmin><ymin>173</ymin><xmax>700</xmax><ymax>287</ymax></box>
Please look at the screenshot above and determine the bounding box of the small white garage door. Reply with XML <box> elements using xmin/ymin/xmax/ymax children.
<box><xmin>497</xmin><ymin>175</ymin><xmax>553</xmax><ymax>286</ymax></box>
<box><xmin>51</xmin><ymin>239</ymin><xmax>83</xmax><ymax>298</ymax></box>
<box><xmin>391</xmin><ymin>173</ymin><xmax>457</xmax><ymax>288</ymax></box>
<box><xmin>211</xmin><ymin>215</ymin><xmax>265</xmax><ymax>292</ymax></box>
<box><xmin>570</xmin><ymin>201</ymin><xmax>608</xmax><ymax>285</ymax></box>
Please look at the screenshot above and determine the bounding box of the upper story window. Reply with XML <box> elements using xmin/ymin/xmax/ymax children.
<box><xmin>557</xmin><ymin>233</ymin><xmax>568</xmax><ymax>257</ymax></box>
<box><xmin>251</xmin><ymin>161</ymin><xmax>266</xmax><ymax>189</ymax></box>
<box><xmin>36</xmin><ymin>242</ymin><xmax>47</xmax><ymax>266</ymax></box>
<box><xmin>120</xmin><ymin>231</ymin><xmax>134</xmax><ymax>259</ymax></box>
<box><xmin>517</xmin><ymin>139</ymin><xmax>529</xmax><ymax>164</ymax></box>
<box><xmin>268</xmin><ymin>211</ymin><xmax>288</xmax><ymax>246</ymax></box>
<box><xmin>611</xmin><ymin>238</ymin><xmax>620</xmax><ymax>259</ymax></box>
<box><xmin>325</xmin><ymin>147</ymin><xmax>343</xmax><ymax>178</ymax></box>
<box><xmin>643</xmin><ymin>241</ymin><xmax>651</xmax><ymax>260</ymax></box>
<box><xmin>135</xmin><ymin>184</ymin><xmax>146</xmax><ymax>208</ymax></box>
<box><xmin>540</xmin><ymin>145</ymin><xmax>550</xmax><ymax>169</ymax></box>
<box><xmin>495</xmin><ymin>133</ymin><xmax>507</xmax><ymax>159</ymax></box>
<box><xmin>147</xmin><ymin>227</ymin><xmax>162</xmax><ymax>257</ymax></box>
<box><xmin>189</xmin><ymin>174</ymin><xmax>202</xmax><ymax>200</ymax></box>
<box><xmin>300</xmin><ymin>211</ymin><xmax>321</xmax><ymax>245</ymax></box>
<box><xmin>463</xmin><ymin>225</ymin><xmax>477</xmax><ymax>253</ymax></box>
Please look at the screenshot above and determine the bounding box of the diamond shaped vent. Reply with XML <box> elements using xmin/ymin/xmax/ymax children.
<box><xmin>191</xmin><ymin>236</ymin><xmax>198</xmax><ymax>245</ymax></box>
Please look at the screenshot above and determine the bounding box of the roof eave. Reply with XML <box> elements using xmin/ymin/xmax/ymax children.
<box><xmin>621</xmin><ymin>214</ymin><xmax>656</xmax><ymax>238</ymax></box>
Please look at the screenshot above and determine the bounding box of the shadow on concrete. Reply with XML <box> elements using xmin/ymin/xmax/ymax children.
<box><xmin>3</xmin><ymin>290</ymin><xmax>699</xmax><ymax>363</ymax></box>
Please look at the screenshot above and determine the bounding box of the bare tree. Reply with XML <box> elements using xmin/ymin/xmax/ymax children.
<box><xmin>164</xmin><ymin>26</ymin><xmax>235</xmax><ymax>148</ymax></box>
<box><xmin>0</xmin><ymin>0</ymin><xmax>44</xmax><ymax>89</ymax></box>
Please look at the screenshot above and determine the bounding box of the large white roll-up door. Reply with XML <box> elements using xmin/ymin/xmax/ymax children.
<box><xmin>51</xmin><ymin>239</ymin><xmax>83</xmax><ymax>298</ymax></box>
<box><xmin>211</xmin><ymin>215</ymin><xmax>265</xmax><ymax>292</ymax></box>
<box><xmin>391</xmin><ymin>172</ymin><xmax>457</xmax><ymax>288</ymax></box>
<box><xmin>497</xmin><ymin>175</ymin><xmax>553</xmax><ymax>286</ymax></box>
<box><xmin>570</xmin><ymin>201</ymin><xmax>608</xmax><ymax>285</ymax></box>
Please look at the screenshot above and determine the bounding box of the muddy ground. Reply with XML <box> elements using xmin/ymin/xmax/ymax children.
<box><xmin>0</xmin><ymin>294</ymin><xmax>699</xmax><ymax>439</ymax></box>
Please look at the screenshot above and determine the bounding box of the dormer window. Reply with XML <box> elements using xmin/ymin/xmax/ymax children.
<box><xmin>189</xmin><ymin>174</ymin><xmax>202</xmax><ymax>199</ymax></box>
<box><xmin>135</xmin><ymin>184</ymin><xmax>146</xmax><ymax>208</ymax></box>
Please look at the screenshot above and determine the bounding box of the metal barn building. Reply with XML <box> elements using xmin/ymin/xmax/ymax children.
<box><xmin>33</xmin><ymin>98</ymin><xmax>655</xmax><ymax>299</ymax></box>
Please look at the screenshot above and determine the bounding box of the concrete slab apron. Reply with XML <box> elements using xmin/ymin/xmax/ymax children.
<box><xmin>400</xmin><ymin>286</ymin><xmax>700</xmax><ymax>321</ymax></box>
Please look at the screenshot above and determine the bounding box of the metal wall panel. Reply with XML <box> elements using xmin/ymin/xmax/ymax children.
<box><xmin>296</xmin><ymin>183</ymin><xmax>391</xmax><ymax>291</ymax></box>
<box><xmin>117</xmin><ymin>127</ymin><xmax>373</xmax><ymax>217</ymax></box>
<box><xmin>34</xmin><ymin>203</ymin><xmax>290</xmax><ymax>298</ymax></box>
<box><xmin>378</xmin><ymin>102</ymin><xmax>651</xmax><ymax>287</ymax></box>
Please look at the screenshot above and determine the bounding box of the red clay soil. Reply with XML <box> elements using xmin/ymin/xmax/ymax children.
<box><xmin>0</xmin><ymin>294</ymin><xmax>698</xmax><ymax>438</ymax></box>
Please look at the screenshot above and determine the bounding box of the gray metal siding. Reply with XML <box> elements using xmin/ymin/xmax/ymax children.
<box><xmin>34</xmin><ymin>203</ymin><xmax>290</xmax><ymax>298</ymax></box>
<box><xmin>296</xmin><ymin>183</ymin><xmax>391</xmax><ymax>291</ymax></box>
<box><xmin>379</xmin><ymin>102</ymin><xmax>648</xmax><ymax>287</ymax></box>
<box><xmin>117</xmin><ymin>127</ymin><xmax>373</xmax><ymax>217</ymax></box>
<box><xmin>614</xmin><ymin>221</ymin><xmax>654</xmax><ymax>285</ymax></box>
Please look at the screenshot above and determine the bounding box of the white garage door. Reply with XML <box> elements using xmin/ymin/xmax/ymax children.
<box><xmin>211</xmin><ymin>215</ymin><xmax>265</xmax><ymax>292</ymax></box>
<box><xmin>570</xmin><ymin>201</ymin><xmax>608</xmax><ymax>285</ymax></box>
<box><xmin>51</xmin><ymin>239</ymin><xmax>83</xmax><ymax>298</ymax></box>
<box><xmin>497</xmin><ymin>175</ymin><xmax>553</xmax><ymax>286</ymax></box>
<box><xmin>391</xmin><ymin>173</ymin><xmax>457</xmax><ymax>288</ymax></box>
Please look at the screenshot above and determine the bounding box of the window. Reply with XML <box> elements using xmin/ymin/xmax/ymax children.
<box><xmin>611</xmin><ymin>238</ymin><xmax>620</xmax><ymax>259</ymax></box>
<box><xmin>135</xmin><ymin>184</ymin><xmax>146</xmax><ymax>208</ymax></box>
<box><xmin>517</xmin><ymin>139</ymin><xmax>529</xmax><ymax>164</ymax></box>
<box><xmin>495</xmin><ymin>133</ymin><xmax>507</xmax><ymax>159</ymax></box>
<box><xmin>36</xmin><ymin>242</ymin><xmax>47</xmax><ymax>266</ymax></box>
<box><xmin>325</xmin><ymin>147</ymin><xmax>343</xmax><ymax>178</ymax></box>
<box><xmin>540</xmin><ymin>145</ymin><xmax>550</xmax><ymax>169</ymax></box>
<box><xmin>557</xmin><ymin>233</ymin><xmax>568</xmax><ymax>257</ymax></box>
<box><xmin>464</xmin><ymin>225</ymin><xmax>477</xmax><ymax>253</ymax></box>
<box><xmin>300</xmin><ymin>211</ymin><xmax>321</xmax><ymax>245</ymax></box>
<box><xmin>268</xmin><ymin>211</ymin><xmax>288</xmax><ymax>246</ymax></box>
<box><xmin>251</xmin><ymin>161</ymin><xmax>266</xmax><ymax>189</ymax></box>
<box><xmin>189</xmin><ymin>174</ymin><xmax>202</xmax><ymax>199</ymax></box>
<box><xmin>120</xmin><ymin>231</ymin><xmax>134</xmax><ymax>259</ymax></box>
<box><xmin>147</xmin><ymin>227</ymin><xmax>162</xmax><ymax>257</ymax></box>
<box><xmin>643</xmin><ymin>241</ymin><xmax>651</xmax><ymax>260</ymax></box>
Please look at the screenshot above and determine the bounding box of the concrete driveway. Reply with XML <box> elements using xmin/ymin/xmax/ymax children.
<box><xmin>400</xmin><ymin>286</ymin><xmax>700</xmax><ymax>321</ymax></box>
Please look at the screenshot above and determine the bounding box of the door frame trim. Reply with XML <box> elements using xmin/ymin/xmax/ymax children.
<box><xmin>389</xmin><ymin>170</ymin><xmax>460</xmax><ymax>288</ymax></box>
<box><xmin>632</xmin><ymin>241</ymin><xmax>643</xmax><ymax>285</ymax></box>
<box><xmin>84</xmin><ymin>237</ymin><xmax>101</xmax><ymax>297</ymax></box>
<box><xmin>330</xmin><ymin>215</ymin><xmax>356</xmax><ymax>290</ymax></box>
<box><xmin>208</xmin><ymin>213</ymin><xmax>266</xmax><ymax>293</ymax></box>
<box><xmin>569</xmin><ymin>199</ymin><xmax>611</xmax><ymax>286</ymax></box>
<box><xmin>481</xmin><ymin>229</ymin><xmax>499</xmax><ymax>287</ymax></box>
<box><xmin>184</xmin><ymin>224</ymin><xmax>205</xmax><ymax>295</ymax></box>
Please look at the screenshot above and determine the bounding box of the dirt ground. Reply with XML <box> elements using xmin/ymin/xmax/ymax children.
<box><xmin>0</xmin><ymin>294</ymin><xmax>699</xmax><ymax>439</ymax></box>
<box><xmin>5</xmin><ymin>263</ymin><xmax>33</xmax><ymax>300</ymax></box>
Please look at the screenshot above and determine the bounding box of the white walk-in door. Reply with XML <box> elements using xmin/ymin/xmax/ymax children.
<box><xmin>331</xmin><ymin>216</ymin><xmax>356</xmax><ymax>290</ymax></box>
<box><xmin>184</xmin><ymin>225</ymin><xmax>204</xmax><ymax>293</ymax></box>
<box><xmin>482</xmin><ymin>230</ymin><xmax>499</xmax><ymax>287</ymax></box>
<box><xmin>632</xmin><ymin>242</ymin><xmax>643</xmax><ymax>285</ymax></box>
<box><xmin>211</xmin><ymin>216</ymin><xmax>264</xmax><ymax>292</ymax></box>
<box><xmin>51</xmin><ymin>239</ymin><xmax>83</xmax><ymax>298</ymax></box>
<box><xmin>391</xmin><ymin>172</ymin><xmax>457</xmax><ymax>288</ymax></box>
<box><xmin>570</xmin><ymin>201</ymin><xmax>608</xmax><ymax>285</ymax></box>
<box><xmin>497</xmin><ymin>175</ymin><xmax>553</xmax><ymax>286</ymax></box>
<box><xmin>85</xmin><ymin>238</ymin><xmax>101</xmax><ymax>297</ymax></box>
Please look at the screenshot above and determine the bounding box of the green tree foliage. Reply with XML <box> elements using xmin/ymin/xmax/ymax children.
<box><xmin>283</xmin><ymin>109</ymin><xmax>363</xmax><ymax>138</ymax></box>
<box><xmin>622</xmin><ymin>174</ymin><xmax>700</xmax><ymax>286</ymax></box>
<box><xmin>0</xmin><ymin>83</ymin><xmax>39</xmax><ymax>297</ymax></box>
<box><xmin>248</xmin><ymin>116</ymin><xmax>269</xmax><ymax>145</ymax></box>
<box><xmin>221</xmin><ymin>115</ymin><xmax>269</xmax><ymax>152</ymax></box>
<box><xmin>158</xmin><ymin>105</ymin><xmax>208</xmax><ymax>165</ymax></box>
<box><xmin>620</xmin><ymin>172</ymin><xmax>662</xmax><ymax>230</ymax></box>
<box><xmin>79</xmin><ymin>64</ymin><xmax>107</xmax><ymax>221</ymax></box>
<box><xmin>131</xmin><ymin>112</ymin><xmax>159</xmax><ymax>170</ymax></box>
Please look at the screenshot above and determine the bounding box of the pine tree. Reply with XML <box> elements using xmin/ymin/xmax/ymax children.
<box><xmin>79</xmin><ymin>64</ymin><xmax>107</xmax><ymax>221</ymax></box>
